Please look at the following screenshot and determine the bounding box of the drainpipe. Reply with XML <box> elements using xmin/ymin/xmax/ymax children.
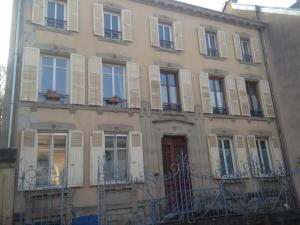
<box><xmin>8</xmin><ymin>0</ymin><xmax>21</xmax><ymax>147</ymax></box>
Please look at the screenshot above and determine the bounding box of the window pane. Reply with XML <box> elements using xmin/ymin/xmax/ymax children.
<box><xmin>56</xmin><ymin>3</ymin><xmax>64</xmax><ymax>20</ymax></box>
<box><xmin>210</xmin><ymin>91</ymin><xmax>216</xmax><ymax>107</ymax></box>
<box><xmin>160</xmin><ymin>74</ymin><xmax>167</xmax><ymax>86</ymax></box>
<box><xmin>216</xmin><ymin>92</ymin><xmax>224</xmax><ymax>107</ymax></box>
<box><xmin>105</xmin><ymin>136</ymin><xmax>114</xmax><ymax>148</ymax></box>
<box><xmin>56</xmin><ymin>58</ymin><xmax>67</xmax><ymax>68</ymax></box>
<box><xmin>169</xmin><ymin>87</ymin><xmax>177</xmax><ymax>104</ymax></box>
<box><xmin>117</xmin><ymin>136</ymin><xmax>127</xmax><ymax>148</ymax></box>
<box><xmin>41</xmin><ymin>66</ymin><xmax>54</xmax><ymax>93</ymax></box>
<box><xmin>103</xmin><ymin>65</ymin><xmax>112</xmax><ymax>74</ymax></box>
<box><xmin>104</xmin><ymin>14</ymin><xmax>111</xmax><ymax>29</ymax></box>
<box><xmin>112</xmin><ymin>15</ymin><xmax>119</xmax><ymax>31</ymax></box>
<box><xmin>159</xmin><ymin>25</ymin><xmax>164</xmax><ymax>40</ymax></box>
<box><xmin>114</xmin><ymin>67</ymin><xmax>123</xmax><ymax>75</ymax></box>
<box><xmin>52</xmin><ymin>135</ymin><xmax>66</xmax><ymax>186</ymax></box>
<box><xmin>164</xmin><ymin>26</ymin><xmax>170</xmax><ymax>41</ymax></box>
<box><xmin>105</xmin><ymin>150</ymin><xmax>115</xmax><ymax>181</ymax></box>
<box><xmin>117</xmin><ymin>150</ymin><xmax>127</xmax><ymax>180</ymax></box>
<box><xmin>55</xmin><ymin>68</ymin><xmax>67</xmax><ymax>94</ymax></box>
<box><xmin>103</xmin><ymin>74</ymin><xmax>113</xmax><ymax>98</ymax></box>
<box><xmin>168</xmin><ymin>75</ymin><xmax>175</xmax><ymax>86</ymax></box>
<box><xmin>215</xmin><ymin>80</ymin><xmax>221</xmax><ymax>92</ymax></box>
<box><xmin>114</xmin><ymin>74</ymin><xmax>125</xmax><ymax>99</ymax></box>
<box><xmin>219</xmin><ymin>149</ymin><xmax>226</xmax><ymax>175</ymax></box>
<box><xmin>223</xmin><ymin>139</ymin><xmax>230</xmax><ymax>149</ymax></box>
<box><xmin>42</xmin><ymin>57</ymin><xmax>53</xmax><ymax>66</ymax></box>
<box><xmin>161</xmin><ymin>86</ymin><xmax>168</xmax><ymax>104</ymax></box>
<box><xmin>209</xmin><ymin>79</ymin><xmax>215</xmax><ymax>91</ymax></box>
<box><xmin>47</xmin><ymin>2</ymin><xmax>55</xmax><ymax>19</ymax></box>
<box><xmin>226</xmin><ymin>149</ymin><xmax>235</xmax><ymax>175</ymax></box>
<box><xmin>37</xmin><ymin>135</ymin><xmax>51</xmax><ymax>186</ymax></box>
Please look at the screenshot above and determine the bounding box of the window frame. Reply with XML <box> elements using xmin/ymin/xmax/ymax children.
<box><xmin>245</xmin><ymin>80</ymin><xmax>263</xmax><ymax>117</ymax></box>
<box><xmin>205</xmin><ymin>31</ymin><xmax>219</xmax><ymax>57</ymax></box>
<box><xmin>103</xmin><ymin>10</ymin><xmax>122</xmax><ymax>40</ymax></box>
<box><xmin>45</xmin><ymin>0</ymin><xmax>67</xmax><ymax>30</ymax></box>
<box><xmin>217</xmin><ymin>137</ymin><xmax>237</xmax><ymax>177</ymax></box>
<box><xmin>209</xmin><ymin>76</ymin><xmax>228</xmax><ymax>115</ymax></box>
<box><xmin>240</xmin><ymin>38</ymin><xmax>253</xmax><ymax>63</ymax></box>
<box><xmin>256</xmin><ymin>138</ymin><xmax>273</xmax><ymax>175</ymax></box>
<box><xmin>158</xmin><ymin>22</ymin><xmax>174</xmax><ymax>49</ymax></box>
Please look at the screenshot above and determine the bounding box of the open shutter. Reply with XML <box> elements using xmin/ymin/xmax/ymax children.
<box><xmin>199</xmin><ymin>72</ymin><xmax>212</xmax><ymax>114</ymax></box>
<box><xmin>122</xmin><ymin>10</ymin><xmax>133</xmax><ymax>41</ymax></box>
<box><xmin>90</xmin><ymin>131</ymin><xmax>105</xmax><ymax>186</ymax></box>
<box><xmin>20</xmin><ymin>47</ymin><xmax>39</xmax><ymax>102</ymax></box>
<box><xmin>127</xmin><ymin>62</ymin><xmax>141</xmax><ymax>109</ymax></box>
<box><xmin>236</xmin><ymin>78</ymin><xmax>250</xmax><ymax>116</ymax></box>
<box><xmin>148</xmin><ymin>65</ymin><xmax>162</xmax><ymax>110</ymax></box>
<box><xmin>207</xmin><ymin>134</ymin><xmax>220</xmax><ymax>178</ymax></box>
<box><xmin>225</xmin><ymin>76</ymin><xmax>240</xmax><ymax>115</ymax></box>
<box><xmin>247</xmin><ymin>135</ymin><xmax>260</xmax><ymax>176</ymax></box>
<box><xmin>179</xmin><ymin>69</ymin><xmax>194</xmax><ymax>112</ymax></box>
<box><xmin>234</xmin><ymin>135</ymin><xmax>249</xmax><ymax>178</ymax></box>
<box><xmin>93</xmin><ymin>3</ymin><xmax>104</xmax><ymax>36</ymax></box>
<box><xmin>233</xmin><ymin>34</ymin><xmax>243</xmax><ymax>60</ymax></box>
<box><xmin>173</xmin><ymin>21</ymin><xmax>184</xmax><ymax>51</ymax></box>
<box><xmin>149</xmin><ymin>16</ymin><xmax>159</xmax><ymax>47</ymax></box>
<box><xmin>259</xmin><ymin>80</ymin><xmax>275</xmax><ymax>118</ymax></box>
<box><xmin>68</xmin><ymin>130</ymin><xmax>84</xmax><ymax>187</ymax></box>
<box><xmin>68</xmin><ymin>0</ymin><xmax>79</xmax><ymax>31</ymax></box>
<box><xmin>250</xmin><ymin>38</ymin><xmax>262</xmax><ymax>64</ymax></box>
<box><xmin>18</xmin><ymin>129</ymin><xmax>38</xmax><ymax>191</ymax></box>
<box><xmin>197</xmin><ymin>26</ymin><xmax>207</xmax><ymax>55</ymax></box>
<box><xmin>70</xmin><ymin>54</ymin><xmax>86</xmax><ymax>105</ymax></box>
<box><xmin>32</xmin><ymin>0</ymin><xmax>45</xmax><ymax>25</ymax></box>
<box><xmin>130</xmin><ymin>132</ymin><xmax>144</xmax><ymax>182</ymax></box>
<box><xmin>217</xmin><ymin>30</ymin><xmax>228</xmax><ymax>58</ymax></box>
<box><xmin>269</xmin><ymin>136</ymin><xmax>285</xmax><ymax>173</ymax></box>
<box><xmin>88</xmin><ymin>57</ymin><xmax>102</xmax><ymax>106</ymax></box>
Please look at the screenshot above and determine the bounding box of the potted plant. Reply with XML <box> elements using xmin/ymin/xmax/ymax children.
<box><xmin>46</xmin><ymin>89</ymin><xmax>64</xmax><ymax>101</ymax></box>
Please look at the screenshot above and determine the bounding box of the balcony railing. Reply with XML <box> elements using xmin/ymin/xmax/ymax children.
<box><xmin>103</xmin><ymin>97</ymin><xmax>127</xmax><ymax>108</ymax></box>
<box><xmin>251</xmin><ymin>109</ymin><xmax>264</xmax><ymax>117</ymax></box>
<box><xmin>207</xmin><ymin>48</ymin><xmax>219</xmax><ymax>57</ymax></box>
<box><xmin>163</xmin><ymin>102</ymin><xmax>182</xmax><ymax>112</ymax></box>
<box><xmin>243</xmin><ymin>53</ymin><xmax>253</xmax><ymax>63</ymax></box>
<box><xmin>213</xmin><ymin>106</ymin><xmax>228</xmax><ymax>115</ymax></box>
<box><xmin>104</xmin><ymin>29</ymin><xmax>122</xmax><ymax>40</ymax></box>
<box><xmin>45</xmin><ymin>17</ymin><xmax>67</xmax><ymax>30</ymax></box>
<box><xmin>160</xmin><ymin>40</ymin><xmax>174</xmax><ymax>49</ymax></box>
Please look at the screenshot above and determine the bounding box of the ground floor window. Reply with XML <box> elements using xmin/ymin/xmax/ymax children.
<box><xmin>256</xmin><ymin>138</ymin><xmax>273</xmax><ymax>175</ymax></box>
<box><xmin>218</xmin><ymin>137</ymin><xmax>236</xmax><ymax>176</ymax></box>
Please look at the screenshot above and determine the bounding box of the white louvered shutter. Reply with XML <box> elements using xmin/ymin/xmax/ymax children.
<box><xmin>197</xmin><ymin>26</ymin><xmax>207</xmax><ymax>55</ymax></box>
<box><xmin>68</xmin><ymin>130</ymin><xmax>84</xmax><ymax>187</ymax></box>
<box><xmin>127</xmin><ymin>62</ymin><xmax>141</xmax><ymax>109</ymax></box>
<box><xmin>259</xmin><ymin>80</ymin><xmax>275</xmax><ymax>118</ymax></box>
<box><xmin>236</xmin><ymin>78</ymin><xmax>251</xmax><ymax>116</ymax></box>
<box><xmin>148</xmin><ymin>65</ymin><xmax>162</xmax><ymax>110</ymax></box>
<box><xmin>90</xmin><ymin>131</ymin><xmax>105</xmax><ymax>186</ymax></box>
<box><xmin>68</xmin><ymin>0</ymin><xmax>79</xmax><ymax>32</ymax></box>
<box><xmin>250</xmin><ymin>38</ymin><xmax>262</xmax><ymax>64</ymax></box>
<box><xmin>269</xmin><ymin>136</ymin><xmax>285</xmax><ymax>173</ymax></box>
<box><xmin>18</xmin><ymin>129</ymin><xmax>38</xmax><ymax>191</ymax></box>
<box><xmin>247</xmin><ymin>135</ymin><xmax>260</xmax><ymax>177</ymax></box>
<box><xmin>199</xmin><ymin>72</ymin><xmax>212</xmax><ymax>114</ymax></box>
<box><xmin>122</xmin><ymin>10</ymin><xmax>133</xmax><ymax>41</ymax></box>
<box><xmin>149</xmin><ymin>16</ymin><xmax>159</xmax><ymax>47</ymax></box>
<box><xmin>217</xmin><ymin>30</ymin><xmax>228</xmax><ymax>58</ymax></box>
<box><xmin>179</xmin><ymin>69</ymin><xmax>194</xmax><ymax>112</ymax></box>
<box><xmin>225</xmin><ymin>76</ymin><xmax>240</xmax><ymax>115</ymax></box>
<box><xmin>93</xmin><ymin>3</ymin><xmax>104</xmax><ymax>36</ymax></box>
<box><xmin>88</xmin><ymin>57</ymin><xmax>102</xmax><ymax>106</ymax></box>
<box><xmin>20</xmin><ymin>47</ymin><xmax>39</xmax><ymax>102</ymax></box>
<box><xmin>32</xmin><ymin>0</ymin><xmax>45</xmax><ymax>25</ymax></box>
<box><xmin>207</xmin><ymin>134</ymin><xmax>220</xmax><ymax>178</ymax></box>
<box><xmin>70</xmin><ymin>54</ymin><xmax>86</xmax><ymax>105</ymax></box>
<box><xmin>173</xmin><ymin>21</ymin><xmax>184</xmax><ymax>51</ymax></box>
<box><xmin>130</xmin><ymin>132</ymin><xmax>144</xmax><ymax>182</ymax></box>
<box><xmin>234</xmin><ymin>135</ymin><xmax>250</xmax><ymax>178</ymax></box>
<box><xmin>233</xmin><ymin>34</ymin><xmax>243</xmax><ymax>60</ymax></box>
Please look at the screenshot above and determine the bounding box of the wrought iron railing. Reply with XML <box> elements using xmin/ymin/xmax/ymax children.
<box><xmin>160</xmin><ymin>40</ymin><xmax>174</xmax><ymax>49</ymax></box>
<box><xmin>38</xmin><ymin>93</ymin><xmax>69</xmax><ymax>104</ymax></box>
<box><xmin>163</xmin><ymin>103</ymin><xmax>182</xmax><ymax>112</ymax></box>
<box><xmin>213</xmin><ymin>106</ymin><xmax>228</xmax><ymax>115</ymax></box>
<box><xmin>207</xmin><ymin>48</ymin><xmax>219</xmax><ymax>57</ymax></box>
<box><xmin>103</xmin><ymin>97</ymin><xmax>127</xmax><ymax>108</ymax></box>
<box><xmin>45</xmin><ymin>17</ymin><xmax>67</xmax><ymax>30</ymax></box>
<box><xmin>243</xmin><ymin>53</ymin><xmax>253</xmax><ymax>63</ymax></box>
<box><xmin>104</xmin><ymin>29</ymin><xmax>122</xmax><ymax>40</ymax></box>
<box><xmin>251</xmin><ymin>109</ymin><xmax>264</xmax><ymax>117</ymax></box>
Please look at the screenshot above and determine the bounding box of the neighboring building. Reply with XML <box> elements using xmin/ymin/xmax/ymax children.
<box><xmin>2</xmin><ymin>0</ymin><xmax>298</xmax><ymax>224</ymax></box>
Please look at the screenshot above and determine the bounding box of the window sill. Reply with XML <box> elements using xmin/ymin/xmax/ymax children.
<box><xmin>238</xmin><ymin>60</ymin><xmax>258</xmax><ymax>66</ymax></box>
<box><xmin>154</xmin><ymin>46</ymin><xmax>182</xmax><ymax>54</ymax></box>
<box><xmin>98</xmin><ymin>36</ymin><xmax>130</xmax><ymax>45</ymax></box>
<box><xmin>204</xmin><ymin>113</ymin><xmax>272</xmax><ymax>122</ymax></box>
<box><xmin>33</xmin><ymin>24</ymin><xmax>73</xmax><ymax>35</ymax></box>
<box><xmin>203</xmin><ymin>54</ymin><xmax>226</xmax><ymax>61</ymax></box>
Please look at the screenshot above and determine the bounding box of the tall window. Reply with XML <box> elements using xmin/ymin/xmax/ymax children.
<box><xmin>241</xmin><ymin>38</ymin><xmax>252</xmax><ymax>63</ymax></box>
<box><xmin>46</xmin><ymin>0</ymin><xmax>66</xmax><ymax>29</ymax></box>
<box><xmin>104</xmin><ymin>135</ymin><xmax>128</xmax><ymax>182</ymax></box>
<box><xmin>209</xmin><ymin>77</ymin><xmax>227</xmax><ymax>114</ymax></box>
<box><xmin>159</xmin><ymin>23</ymin><xmax>173</xmax><ymax>49</ymax></box>
<box><xmin>160</xmin><ymin>71</ymin><xmax>180</xmax><ymax>111</ymax></box>
<box><xmin>256</xmin><ymin>139</ymin><xmax>273</xmax><ymax>175</ymax></box>
<box><xmin>104</xmin><ymin>11</ymin><xmax>121</xmax><ymax>40</ymax></box>
<box><xmin>36</xmin><ymin>133</ymin><xmax>67</xmax><ymax>187</ymax></box>
<box><xmin>206</xmin><ymin>32</ymin><xmax>219</xmax><ymax>57</ymax></box>
<box><xmin>218</xmin><ymin>137</ymin><xmax>236</xmax><ymax>176</ymax></box>
<box><xmin>246</xmin><ymin>81</ymin><xmax>263</xmax><ymax>117</ymax></box>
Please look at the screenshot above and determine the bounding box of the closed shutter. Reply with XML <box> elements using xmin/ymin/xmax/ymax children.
<box><xmin>179</xmin><ymin>69</ymin><xmax>194</xmax><ymax>112</ymax></box>
<box><xmin>122</xmin><ymin>10</ymin><xmax>133</xmax><ymax>41</ymax></box>
<box><xmin>173</xmin><ymin>21</ymin><xmax>184</xmax><ymax>51</ymax></box>
<box><xmin>269</xmin><ymin>136</ymin><xmax>285</xmax><ymax>173</ymax></box>
<box><xmin>127</xmin><ymin>62</ymin><xmax>141</xmax><ymax>109</ymax></box>
<box><xmin>32</xmin><ymin>0</ymin><xmax>45</xmax><ymax>25</ymax></box>
<box><xmin>250</xmin><ymin>38</ymin><xmax>262</xmax><ymax>64</ymax></box>
<box><xmin>88</xmin><ymin>57</ymin><xmax>102</xmax><ymax>106</ymax></box>
<box><xmin>149</xmin><ymin>16</ymin><xmax>159</xmax><ymax>47</ymax></box>
<box><xmin>148</xmin><ymin>65</ymin><xmax>162</xmax><ymax>110</ymax></box>
<box><xmin>259</xmin><ymin>80</ymin><xmax>275</xmax><ymax>118</ymax></box>
<box><xmin>199</xmin><ymin>72</ymin><xmax>212</xmax><ymax>114</ymax></box>
<box><xmin>70</xmin><ymin>54</ymin><xmax>86</xmax><ymax>105</ymax></box>
<box><xmin>247</xmin><ymin>135</ymin><xmax>260</xmax><ymax>176</ymax></box>
<box><xmin>197</xmin><ymin>26</ymin><xmax>207</xmax><ymax>55</ymax></box>
<box><xmin>68</xmin><ymin>0</ymin><xmax>79</xmax><ymax>32</ymax></box>
<box><xmin>93</xmin><ymin>3</ymin><xmax>104</xmax><ymax>36</ymax></box>
<box><xmin>130</xmin><ymin>132</ymin><xmax>144</xmax><ymax>182</ymax></box>
<box><xmin>18</xmin><ymin>129</ymin><xmax>38</xmax><ymax>191</ymax></box>
<box><xmin>233</xmin><ymin>34</ymin><xmax>243</xmax><ymax>60</ymax></box>
<box><xmin>234</xmin><ymin>135</ymin><xmax>249</xmax><ymax>178</ymax></box>
<box><xmin>225</xmin><ymin>76</ymin><xmax>240</xmax><ymax>115</ymax></box>
<box><xmin>90</xmin><ymin>131</ymin><xmax>105</xmax><ymax>185</ymax></box>
<box><xmin>236</xmin><ymin>78</ymin><xmax>250</xmax><ymax>116</ymax></box>
<box><xmin>217</xmin><ymin>30</ymin><xmax>228</xmax><ymax>58</ymax></box>
<box><xmin>207</xmin><ymin>134</ymin><xmax>220</xmax><ymax>178</ymax></box>
<box><xmin>20</xmin><ymin>47</ymin><xmax>39</xmax><ymax>102</ymax></box>
<box><xmin>68</xmin><ymin>130</ymin><xmax>84</xmax><ymax>187</ymax></box>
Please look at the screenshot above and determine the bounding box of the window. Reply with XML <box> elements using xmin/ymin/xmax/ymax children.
<box><xmin>256</xmin><ymin>139</ymin><xmax>273</xmax><ymax>175</ymax></box>
<box><xmin>46</xmin><ymin>0</ymin><xmax>66</xmax><ymax>29</ymax></box>
<box><xmin>206</xmin><ymin>32</ymin><xmax>219</xmax><ymax>57</ymax></box>
<box><xmin>240</xmin><ymin>38</ymin><xmax>252</xmax><ymax>63</ymax></box>
<box><xmin>104</xmin><ymin>134</ymin><xmax>128</xmax><ymax>182</ymax></box>
<box><xmin>160</xmin><ymin>71</ymin><xmax>180</xmax><ymax>111</ymax></box>
<box><xmin>218</xmin><ymin>137</ymin><xmax>236</xmax><ymax>177</ymax></box>
<box><xmin>104</xmin><ymin>11</ymin><xmax>121</xmax><ymax>40</ymax></box>
<box><xmin>209</xmin><ymin>77</ymin><xmax>227</xmax><ymax>114</ymax></box>
<box><xmin>159</xmin><ymin>23</ymin><xmax>174</xmax><ymax>49</ymax></box>
<box><xmin>103</xmin><ymin>64</ymin><xmax>127</xmax><ymax>107</ymax></box>
<box><xmin>36</xmin><ymin>133</ymin><xmax>67</xmax><ymax>187</ymax></box>
<box><xmin>246</xmin><ymin>81</ymin><xmax>263</xmax><ymax>117</ymax></box>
